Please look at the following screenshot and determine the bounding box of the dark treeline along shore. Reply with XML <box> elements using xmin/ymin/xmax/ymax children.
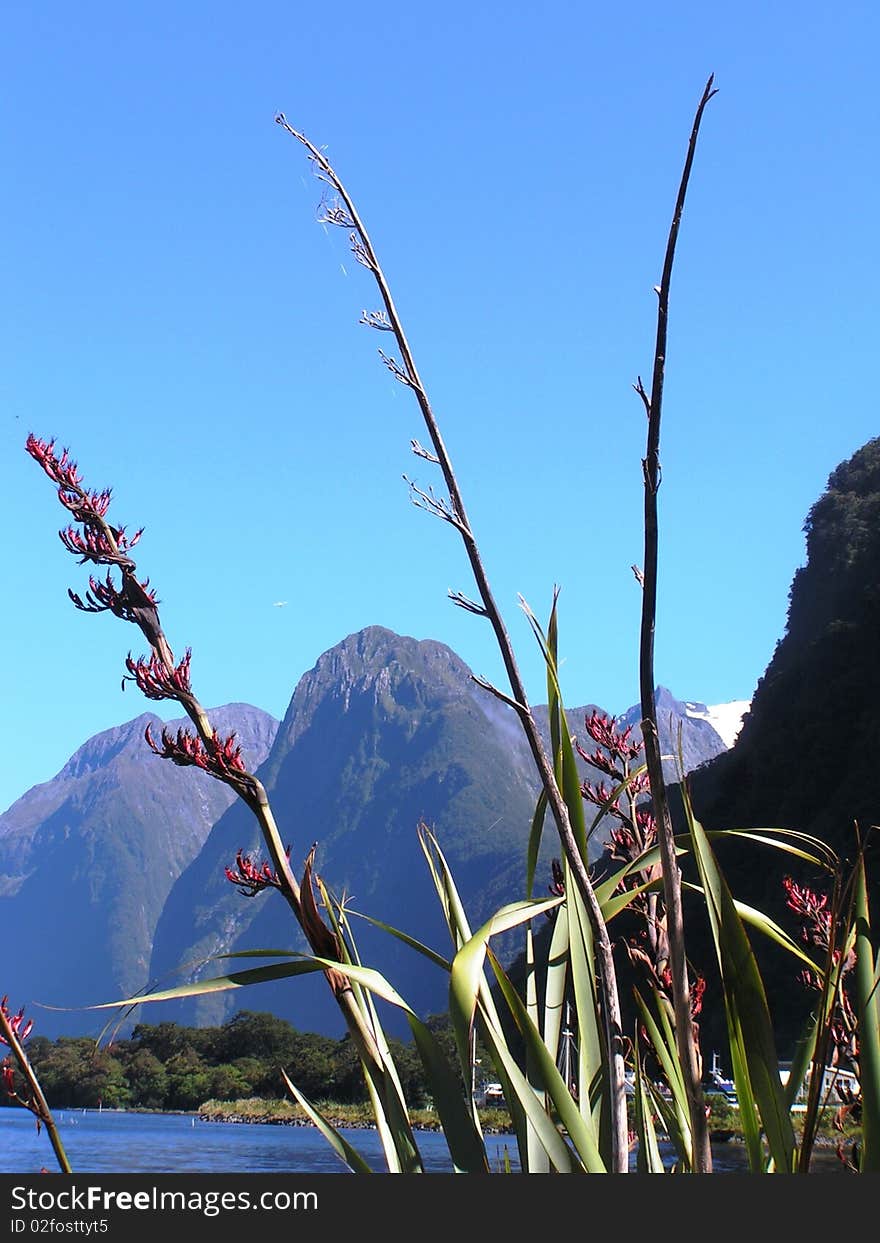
<box><xmin>0</xmin><ymin>1011</ymin><xmax>446</xmax><ymax>1114</ymax></box>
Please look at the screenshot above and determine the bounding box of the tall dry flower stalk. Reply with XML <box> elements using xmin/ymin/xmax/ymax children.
<box><xmin>24</xmin><ymin>435</ymin><xmax>404</xmax><ymax>1129</ymax></box>
<box><xmin>633</xmin><ymin>74</ymin><xmax>717</xmax><ymax>1170</ymax></box>
<box><xmin>275</xmin><ymin>73</ymin><xmax>716</xmax><ymax>1172</ymax></box>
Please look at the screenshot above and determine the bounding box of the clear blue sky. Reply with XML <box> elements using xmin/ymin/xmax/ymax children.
<box><xmin>2</xmin><ymin>2</ymin><xmax>878</xmax><ymax>812</ymax></box>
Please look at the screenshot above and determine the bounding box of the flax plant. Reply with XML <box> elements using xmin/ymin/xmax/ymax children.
<box><xmin>1</xmin><ymin>999</ymin><xmax>71</xmax><ymax>1173</ymax></box>
<box><xmin>25</xmin><ymin>435</ymin><xmax>449</xmax><ymax>1174</ymax></box>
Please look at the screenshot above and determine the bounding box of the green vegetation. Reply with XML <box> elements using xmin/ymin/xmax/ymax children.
<box><xmin>2</xmin><ymin>1012</ymin><xmax>438</xmax><ymax>1114</ymax></box>
<box><xmin>197</xmin><ymin>1098</ymin><xmax>513</xmax><ymax>1135</ymax></box>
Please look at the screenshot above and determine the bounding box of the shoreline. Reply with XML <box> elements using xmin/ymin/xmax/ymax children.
<box><xmin>193</xmin><ymin>1099</ymin><xmax>850</xmax><ymax>1148</ymax></box>
<box><xmin>24</xmin><ymin>1102</ymin><xmax>850</xmax><ymax>1148</ymax></box>
<box><xmin>196</xmin><ymin>1098</ymin><xmax>513</xmax><ymax>1134</ymax></box>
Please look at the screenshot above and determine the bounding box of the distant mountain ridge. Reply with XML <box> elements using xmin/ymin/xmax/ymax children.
<box><xmin>1</xmin><ymin>626</ymin><xmax>741</xmax><ymax>1037</ymax></box>
<box><xmin>149</xmin><ymin>627</ymin><xmax>545</xmax><ymax>1035</ymax></box>
<box><xmin>147</xmin><ymin>631</ymin><xmax>741</xmax><ymax>1036</ymax></box>
<box><xmin>0</xmin><ymin>704</ymin><xmax>277</xmax><ymax>1034</ymax></box>
<box><xmin>682</xmin><ymin>700</ymin><xmax>750</xmax><ymax>749</ymax></box>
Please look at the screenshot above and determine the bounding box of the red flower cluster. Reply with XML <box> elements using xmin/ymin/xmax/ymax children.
<box><xmin>635</xmin><ymin>806</ymin><xmax>657</xmax><ymax>838</ymax></box>
<box><xmin>582</xmin><ymin>773</ymin><xmax>649</xmax><ymax>814</ymax></box>
<box><xmin>0</xmin><ymin>998</ymin><xmax>33</xmax><ymax>1047</ymax></box>
<box><xmin>28</xmin><ymin>434</ymin><xmax>161</xmax><ymax>646</ymax></box>
<box><xmin>607</xmin><ymin>809</ymin><xmax>656</xmax><ymax>872</ymax></box>
<box><xmin>577</xmin><ymin>745</ymin><xmax>621</xmax><ymax>779</ymax></box>
<box><xmin>626</xmin><ymin>937</ymin><xmax>707</xmax><ymax>1021</ymax></box>
<box><xmin>59</xmin><ymin>522</ymin><xmax>142</xmax><ymax>564</ymax></box>
<box><xmin>577</xmin><ymin>713</ymin><xmax>645</xmax><ymax>783</ymax></box>
<box><xmin>782</xmin><ymin>876</ymin><xmax>832</xmax><ymax>950</ymax></box>
<box><xmin>784</xmin><ymin>873</ymin><xmax>860</xmax><ymax>1144</ymax></box>
<box><xmin>582</xmin><ymin>711</ymin><xmax>644</xmax><ymax>761</ymax></box>
<box><xmin>26</xmin><ymin>436</ymin><xmax>85</xmax><ymax>498</ymax></box>
<box><xmin>608</xmin><ymin>822</ymin><xmax>638</xmax><ymax>861</ymax></box>
<box><xmin>26</xmin><ymin>436</ymin><xmax>141</xmax><ymax>567</ymax></box>
<box><xmin>145</xmin><ymin>723</ymin><xmax>248</xmax><ymax>775</ymax></box>
<box><xmin>689</xmin><ymin>974</ymin><xmax>707</xmax><ymax>1019</ymax></box>
<box><xmin>582</xmin><ymin>780</ymin><xmax>621</xmax><ymax>813</ymax></box>
<box><xmin>126</xmin><ymin>650</ymin><xmax>193</xmax><ymax>701</ymax></box>
<box><xmin>68</xmin><ymin>570</ymin><xmax>159</xmax><ymax>619</ymax></box>
<box><xmin>225</xmin><ymin>847</ymin><xmax>289</xmax><ymax>897</ymax></box>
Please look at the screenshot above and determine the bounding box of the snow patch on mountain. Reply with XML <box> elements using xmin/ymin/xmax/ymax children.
<box><xmin>684</xmin><ymin>700</ymin><xmax>750</xmax><ymax>749</ymax></box>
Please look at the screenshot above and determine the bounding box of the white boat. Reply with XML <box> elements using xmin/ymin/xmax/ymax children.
<box><xmin>707</xmin><ymin>1051</ymin><xmax>737</xmax><ymax>1102</ymax></box>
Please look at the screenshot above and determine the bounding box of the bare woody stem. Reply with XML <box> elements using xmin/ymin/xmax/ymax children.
<box><xmin>0</xmin><ymin>1008</ymin><xmax>72</xmax><ymax>1174</ymax></box>
<box><xmin>277</xmin><ymin>117</ymin><xmax>631</xmax><ymax>1171</ymax></box>
<box><xmin>637</xmin><ymin>74</ymin><xmax>717</xmax><ymax>1174</ymax></box>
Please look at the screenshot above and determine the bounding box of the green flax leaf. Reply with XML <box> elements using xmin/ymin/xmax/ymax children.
<box><xmin>854</xmin><ymin>852</ymin><xmax>880</xmax><ymax>1171</ymax></box>
<box><xmin>280</xmin><ymin>1070</ymin><xmax>374</xmax><ymax>1173</ymax></box>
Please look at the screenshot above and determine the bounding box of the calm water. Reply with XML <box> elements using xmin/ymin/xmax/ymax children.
<box><xmin>0</xmin><ymin>1110</ymin><xmax>487</xmax><ymax>1174</ymax></box>
<box><xmin>0</xmin><ymin>1109</ymin><xmax>843</xmax><ymax>1174</ymax></box>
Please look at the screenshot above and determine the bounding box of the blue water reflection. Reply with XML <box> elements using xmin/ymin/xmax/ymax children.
<box><xmin>0</xmin><ymin>1109</ymin><xmax>842</xmax><ymax>1174</ymax></box>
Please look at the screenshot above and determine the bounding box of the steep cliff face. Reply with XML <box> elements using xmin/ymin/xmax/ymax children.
<box><xmin>693</xmin><ymin>436</ymin><xmax>880</xmax><ymax>850</ymax></box>
<box><xmin>0</xmin><ymin>704</ymin><xmax>277</xmax><ymax>1034</ymax></box>
<box><xmin>689</xmin><ymin>436</ymin><xmax>880</xmax><ymax>1051</ymax></box>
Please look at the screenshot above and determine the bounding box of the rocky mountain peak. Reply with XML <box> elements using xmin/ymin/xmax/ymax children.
<box><xmin>267</xmin><ymin>627</ymin><xmax>475</xmax><ymax>765</ymax></box>
<box><xmin>56</xmin><ymin>712</ymin><xmax>161</xmax><ymax>782</ymax></box>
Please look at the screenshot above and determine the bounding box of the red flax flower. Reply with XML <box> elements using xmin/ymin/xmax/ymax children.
<box><xmin>144</xmin><ymin>724</ymin><xmax>258</xmax><ymax>811</ymax></box>
<box><xmin>689</xmin><ymin>974</ymin><xmax>707</xmax><ymax>1019</ymax></box>
<box><xmin>581</xmin><ymin>780</ymin><xmax>623</xmax><ymax>816</ymax></box>
<box><xmin>58</xmin><ymin>522</ymin><xmax>142</xmax><ymax>563</ymax></box>
<box><xmin>0</xmin><ymin>998</ymin><xmax>34</xmax><ymax>1047</ymax></box>
<box><xmin>608</xmin><ymin>822</ymin><xmax>638</xmax><ymax>859</ymax></box>
<box><xmin>28</xmin><ymin>434</ymin><xmax>163</xmax><ymax>653</ymax></box>
<box><xmin>27</xmin><ymin>435</ymin><xmax>142</xmax><ymax>565</ymax></box>
<box><xmin>0</xmin><ymin>994</ymin><xmax>33</xmax><ymax>1044</ymax></box>
<box><xmin>635</xmin><ymin>806</ymin><xmax>657</xmax><ymax>841</ymax></box>
<box><xmin>26</xmin><ymin>436</ymin><xmax>84</xmax><ymax>497</ymax></box>
<box><xmin>0</xmin><ymin>1000</ymin><xmax>36</xmax><ymax>1114</ymax></box>
<box><xmin>145</xmin><ymin>724</ymin><xmax>247</xmax><ymax>776</ymax></box>
<box><xmin>125</xmin><ymin>649</ymin><xmax>193</xmax><ymax>700</ymax></box>
<box><xmin>576</xmin><ymin>744</ymin><xmax>622</xmax><ymax>779</ymax></box>
<box><xmin>577</xmin><ymin>714</ymin><xmax>645</xmax><ymax>782</ymax></box>
<box><xmin>68</xmin><ymin>570</ymin><xmax>159</xmax><ymax>620</ymax></box>
<box><xmin>782</xmin><ymin>876</ymin><xmax>832</xmax><ymax>950</ymax></box>
<box><xmin>582</xmin><ymin>711</ymin><xmax>644</xmax><ymax>762</ymax></box>
<box><xmin>225</xmin><ymin>847</ymin><xmax>290</xmax><ymax>897</ymax></box>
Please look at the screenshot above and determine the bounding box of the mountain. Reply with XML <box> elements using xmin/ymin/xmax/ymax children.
<box><xmin>682</xmin><ymin>700</ymin><xmax>750</xmax><ymax>750</ymax></box>
<box><xmin>1</xmin><ymin>625</ymin><xmax>739</xmax><ymax>1041</ymax></box>
<box><xmin>0</xmin><ymin>704</ymin><xmax>277</xmax><ymax>1036</ymax></box>
<box><xmin>148</xmin><ymin>628</ymin><xmax>543</xmax><ymax>1035</ymax></box>
<box><xmin>689</xmin><ymin>435</ymin><xmax>880</xmax><ymax>1052</ymax></box>
<box><xmin>147</xmin><ymin>631</ymin><xmax>736</xmax><ymax>1036</ymax></box>
<box><xmin>617</xmin><ymin>687</ymin><xmax>747</xmax><ymax>779</ymax></box>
